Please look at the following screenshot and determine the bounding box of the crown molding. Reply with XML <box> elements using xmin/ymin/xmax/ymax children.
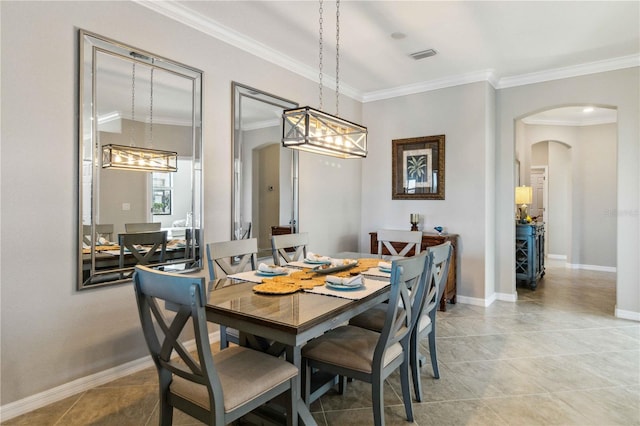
<box><xmin>135</xmin><ymin>1</ymin><xmax>638</xmax><ymax>102</ymax></box>
<box><xmin>361</xmin><ymin>70</ymin><xmax>498</xmax><ymax>103</ymax></box>
<box><xmin>496</xmin><ymin>54</ymin><xmax>640</xmax><ymax>89</ymax></box>
<box><xmin>521</xmin><ymin>116</ymin><xmax>617</xmax><ymax>127</ymax></box>
<box><xmin>133</xmin><ymin>0</ymin><xmax>361</xmax><ymax>101</ymax></box>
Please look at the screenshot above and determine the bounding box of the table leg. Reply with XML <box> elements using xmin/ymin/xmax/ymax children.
<box><xmin>286</xmin><ymin>345</ymin><xmax>318</xmax><ymax>426</ymax></box>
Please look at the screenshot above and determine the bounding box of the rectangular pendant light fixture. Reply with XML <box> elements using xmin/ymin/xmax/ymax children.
<box><xmin>102</xmin><ymin>144</ymin><xmax>177</xmax><ymax>172</ymax></box>
<box><xmin>282</xmin><ymin>106</ymin><xmax>367</xmax><ymax>159</ymax></box>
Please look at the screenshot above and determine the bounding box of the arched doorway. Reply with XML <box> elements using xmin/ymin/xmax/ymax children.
<box><xmin>514</xmin><ymin>105</ymin><xmax>618</xmax><ymax>295</ymax></box>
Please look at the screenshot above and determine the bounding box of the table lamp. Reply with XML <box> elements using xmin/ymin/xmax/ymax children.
<box><xmin>515</xmin><ymin>186</ymin><xmax>533</xmax><ymax>223</ymax></box>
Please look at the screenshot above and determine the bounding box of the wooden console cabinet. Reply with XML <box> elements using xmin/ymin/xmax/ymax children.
<box><xmin>369</xmin><ymin>231</ymin><xmax>458</xmax><ymax>311</ymax></box>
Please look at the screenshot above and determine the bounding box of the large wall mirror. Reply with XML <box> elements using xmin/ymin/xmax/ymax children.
<box><xmin>78</xmin><ymin>30</ymin><xmax>203</xmax><ymax>289</ymax></box>
<box><xmin>232</xmin><ymin>83</ymin><xmax>298</xmax><ymax>257</ymax></box>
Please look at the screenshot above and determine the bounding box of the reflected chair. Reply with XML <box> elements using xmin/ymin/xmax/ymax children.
<box><xmin>206</xmin><ymin>238</ymin><xmax>258</xmax><ymax>349</ymax></box>
<box><xmin>350</xmin><ymin>242</ymin><xmax>452</xmax><ymax>402</ymax></box>
<box><xmin>118</xmin><ymin>231</ymin><xmax>167</xmax><ymax>279</ymax></box>
<box><xmin>82</xmin><ymin>224</ymin><xmax>114</xmax><ymax>245</ymax></box>
<box><xmin>271</xmin><ymin>232</ymin><xmax>308</xmax><ymax>266</ymax></box>
<box><xmin>125</xmin><ymin>222</ymin><xmax>162</xmax><ymax>233</ymax></box>
<box><xmin>377</xmin><ymin>229</ymin><xmax>423</xmax><ymax>257</ymax></box>
<box><xmin>301</xmin><ymin>252</ymin><xmax>431</xmax><ymax>426</ymax></box>
<box><xmin>133</xmin><ymin>265</ymin><xmax>298</xmax><ymax>426</ymax></box>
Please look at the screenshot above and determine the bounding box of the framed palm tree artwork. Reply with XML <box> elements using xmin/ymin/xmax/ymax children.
<box><xmin>392</xmin><ymin>135</ymin><xmax>445</xmax><ymax>200</ymax></box>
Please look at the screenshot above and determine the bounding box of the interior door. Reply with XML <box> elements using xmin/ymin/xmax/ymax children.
<box><xmin>530</xmin><ymin>168</ymin><xmax>546</xmax><ymax>222</ymax></box>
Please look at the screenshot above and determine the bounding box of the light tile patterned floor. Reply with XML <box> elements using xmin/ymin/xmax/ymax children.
<box><xmin>3</xmin><ymin>261</ymin><xmax>639</xmax><ymax>425</ymax></box>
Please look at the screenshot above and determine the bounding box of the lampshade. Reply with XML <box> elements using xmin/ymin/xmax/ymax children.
<box><xmin>282</xmin><ymin>106</ymin><xmax>367</xmax><ymax>159</ymax></box>
<box><xmin>515</xmin><ymin>186</ymin><xmax>533</xmax><ymax>205</ymax></box>
<box><xmin>102</xmin><ymin>144</ymin><xmax>177</xmax><ymax>172</ymax></box>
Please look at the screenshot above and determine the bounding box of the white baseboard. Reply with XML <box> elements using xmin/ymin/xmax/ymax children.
<box><xmin>567</xmin><ymin>263</ymin><xmax>616</xmax><ymax>272</ymax></box>
<box><xmin>615</xmin><ymin>307</ymin><xmax>640</xmax><ymax>322</ymax></box>
<box><xmin>456</xmin><ymin>294</ymin><xmax>492</xmax><ymax>307</ymax></box>
<box><xmin>495</xmin><ymin>292</ymin><xmax>518</xmax><ymax>302</ymax></box>
<box><xmin>455</xmin><ymin>292</ymin><xmax>517</xmax><ymax>307</ymax></box>
<box><xmin>547</xmin><ymin>254</ymin><xmax>567</xmax><ymax>260</ymax></box>
<box><xmin>0</xmin><ymin>331</ymin><xmax>220</xmax><ymax>422</ymax></box>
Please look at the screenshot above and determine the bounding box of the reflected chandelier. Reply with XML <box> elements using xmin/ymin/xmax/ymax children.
<box><xmin>102</xmin><ymin>57</ymin><xmax>177</xmax><ymax>172</ymax></box>
<box><xmin>282</xmin><ymin>0</ymin><xmax>367</xmax><ymax>159</ymax></box>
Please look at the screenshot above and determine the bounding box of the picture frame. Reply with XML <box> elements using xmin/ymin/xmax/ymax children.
<box><xmin>392</xmin><ymin>135</ymin><xmax>445</xmax><ymax>200</ymax></box>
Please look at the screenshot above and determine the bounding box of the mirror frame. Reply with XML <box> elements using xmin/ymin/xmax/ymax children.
<box><xmin>78</xmin><ymin>30</ymin><xmax>203</xmax><ymax>289</ymax></box>
<box><xmin>231</xmin><ymin>82</ymin><xmax>299</xmax><ymax>243</ymax></box>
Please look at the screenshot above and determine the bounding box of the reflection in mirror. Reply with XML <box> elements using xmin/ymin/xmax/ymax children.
<box><xmin>232</xmin><ymin>83</ymin><xmax>298</xmax><ymax>258</ymax></box>
<box><xmin>78</xmin><ymin>30</ymin><xmax>203</xmax><ymax>289</ymax></box>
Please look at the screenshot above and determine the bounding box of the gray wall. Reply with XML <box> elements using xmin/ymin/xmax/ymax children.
<box><xmin>0</xmin><ymin>0</ymin><xmax>363</xmax><ymax>406</ymax></box>
<box><xmin>496</xmin><ymin>68</ymin><xmax>639</xmax><ymax>316</ymax></box>
<box><xmin>520</xmin><ymin>123</ymin><xmax>617</xmax><ymax>267</ymax></box>
<box><xmin>361</xmin><ymin>82</ymin><xmax>494</xmax><ymax>300</ymax></box>
<box><xmin>1</xmin><ymin>0</ymin><xmax>638</xmax><ymax>411</ymax></box>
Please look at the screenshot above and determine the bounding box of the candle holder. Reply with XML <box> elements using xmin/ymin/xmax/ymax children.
<box><xmin>410</xmin><ymin>213</ymin><xmax>419</xmax><ymax>231</ymax></box>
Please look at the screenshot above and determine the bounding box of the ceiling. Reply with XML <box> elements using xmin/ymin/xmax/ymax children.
<box><xmin>139</xmin><ymin>1</ymin><xmax>639</xmax><ymax>103</ymax></box>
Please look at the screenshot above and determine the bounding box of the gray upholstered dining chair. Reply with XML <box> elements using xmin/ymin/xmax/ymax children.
<box><xmin>271</xmin><ymin>232</ymin><xmax>309</xmax><ymax>266</ymax></box>
<box><xmin>410</xmin><ymin>241</ymin><xmax>452</xmax><ymax>400</ymax></box>
<box><xmin>350</xmin><ymin>242</ymin><xmax>452</xmax><ymax>402</ymax></box>
<box><xmin>118</xmin><ymin>231</ymin><xmax>167</xmax><ymax>279</ymax></box>
<box><xmin>133</xmin><ymin>265</ymin><xmax>298</xmax><ymax>426</ymax></box>
<box><xmin>125</xmin><ymin>222</ymin><xmax>162</xmax><ymax>233</ymax></box>
<box><xmin>206</xmin><ymin>238</ymin><xmax>258</xmax><ymax>349</ymax></box>
<box><xmin>301</xmin><ymin>251</ymin><xmax>432</xmax><ymax>426</ymax></box>
<box><xmin>377</xmin><ymin>229</ymin><xmax>423</xmax><ymax>257</ymax></box>
<box><xmin>82</xmin><ymin>224</ymin><xmax>114</xmax><ymax>245</ymax></box>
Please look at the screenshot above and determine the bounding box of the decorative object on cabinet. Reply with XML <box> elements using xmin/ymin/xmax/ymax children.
<box><xmin>370</xmin><ymin>231</ymin><xmax>458</xmax><ymax>311</ymax></box>
<box><xmin>515</xmin><ymin>223</ymin><xmax>545</xmax><ymax>289</ymax></box>
<box><xmin>410</xmin><ymin>213</ymin><xmax>420</xmax><ymax>231</ymax></box>
<box><xmin>515</xmin><ymin>186</ymin><xmax>533</xmax><ymax>223</ymax></box>
<box><xmin>392</xmin><ymin>135</ymin><xmax>445</xmax><ymax>200</ymax></box>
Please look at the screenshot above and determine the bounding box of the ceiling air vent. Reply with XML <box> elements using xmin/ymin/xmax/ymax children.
<box><xmin>409</xmin><ymin>49</ymin><xmax>437</xmax><ymax>60</ymax></box>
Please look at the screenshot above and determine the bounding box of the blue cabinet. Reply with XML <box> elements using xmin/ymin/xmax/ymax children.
<box><xmin>515</xmin><ymin>223</ymin><xmax>545</xmax><ymax>289</ymax></box>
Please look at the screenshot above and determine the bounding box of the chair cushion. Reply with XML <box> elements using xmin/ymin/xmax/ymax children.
<box><xmin>418</xmin><ymin>314</ymin><xmax>432</xmax><ymax>332</ymax></box>
<box><xmin>170</xmin><ymin>345</ymin><xmax>297</xmax><ymax>413</ymax></box>
<box><xmin>349</xmin><ymin>304</ymin><xmax>387</xmax><ymax>331</ymax></box>
<box><xmin>302</xmin><ymin>325</ymin><xmax>403</xmax><ymax>374</ymax></box>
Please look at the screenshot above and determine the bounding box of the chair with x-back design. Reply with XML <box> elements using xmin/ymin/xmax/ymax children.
<box><xmin>133</xmin><ymin>265</ymin><xmax>298</xmax><ymax>425</ymax></box>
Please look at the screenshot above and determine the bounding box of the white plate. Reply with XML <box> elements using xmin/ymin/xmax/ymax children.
<box><xmin>304</xmin><ymin>259</ymin><xmax>331</xmax><ymax>264</ymax></box>
<box><xmin>325</xmin><ymin>282</ymin><xmax>364</xmax><ymax>291</ymax></box>
<box><xmin>256</xmin><ymin>270</ymin><xmax>287</xmax><ymax>277</ymax></box>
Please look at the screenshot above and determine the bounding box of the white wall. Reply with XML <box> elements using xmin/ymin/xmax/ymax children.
<box><xmin>519</xmin><ymin>123</ymin><xmax>617</xmax><ymax>267</ymax></box>
<box><xmin>1</xmin><ymin>0</ymin><xmax>638</xmax><ymax>412</ymax></box>
<box><xmin>496</xmin><ymin>68</ymin><xmax>639</xmax><ymax>317</ymax></box>
<box><xmin>361</xmin><ymin>82</ymin><xmax>494</xmax><ymax>300</ymax></box>
<box><xmin>0</xmin><ymin>0</ymin><xmax>363</xmax><ymax>406</ymax></box>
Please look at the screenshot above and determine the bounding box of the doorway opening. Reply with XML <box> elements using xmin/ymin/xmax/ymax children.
<box><xmin>514</xmin><ymin>105</ymin><xmax>618</xmax><ymax>298</ymax></box>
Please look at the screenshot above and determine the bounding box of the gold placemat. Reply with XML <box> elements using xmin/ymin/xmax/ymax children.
<box><xmin>252</xmin><ymin>282</ymin><xmax>301</xmax><ymax>295</ymax></box>
<box><xmin>82</xmin><ymin>245</ymin><xmax>120</xmax><ymax>254</ymax></box>
<box><xmin>253</xmin><ymin>273</ymin><xmax>327</xmax><ymax>294</ymax></box>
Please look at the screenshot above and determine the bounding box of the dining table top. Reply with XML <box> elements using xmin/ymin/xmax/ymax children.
<box><xmin>204</xmin><ymin>251</ymin><xmax>395</xmax><ymax>345</ymax></box>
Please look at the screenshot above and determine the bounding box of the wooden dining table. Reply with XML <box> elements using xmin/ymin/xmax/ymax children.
<box><xmin>204</xmin><ymin>252</ymin><xmax>394</xmax><ymax>426</ymax></box>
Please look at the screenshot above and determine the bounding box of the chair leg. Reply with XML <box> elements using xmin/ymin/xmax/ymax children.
<box><xmin>286</xmin><ymin>380</ymin><xmax>298</xmax><ymax>426</ymax></box>
<box><xmin>338</xmin><ymin>375</ymin><xmax>347</xmax><ymax>395</ymax></box>
<box><xmin>372</xmin><ymin>375</ymin><xmax>384</xmax><ymax>426</ymax></box>
<box><xmin>400</xmin><ymin>355</ymin><xmax>414</xmax><ymax>422</ymax></box>
<box><xmin>428</xmin><ymin>330</ymin><xmax>440</xmax><ymax>379</ymax></box>
<box><xmin>303</xmin><ymin>360</ymin><xmax>312</xmax><ymax>409</ymax></box>
<box><xmin>219</xmin><ymin>325</ymin><xmax>229</xmax><ymax>349</ymax></box>
<box><xmin>410</xmin><ymin>335</ymin><xmax>423</xmax><ymax>402</ymax></box>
